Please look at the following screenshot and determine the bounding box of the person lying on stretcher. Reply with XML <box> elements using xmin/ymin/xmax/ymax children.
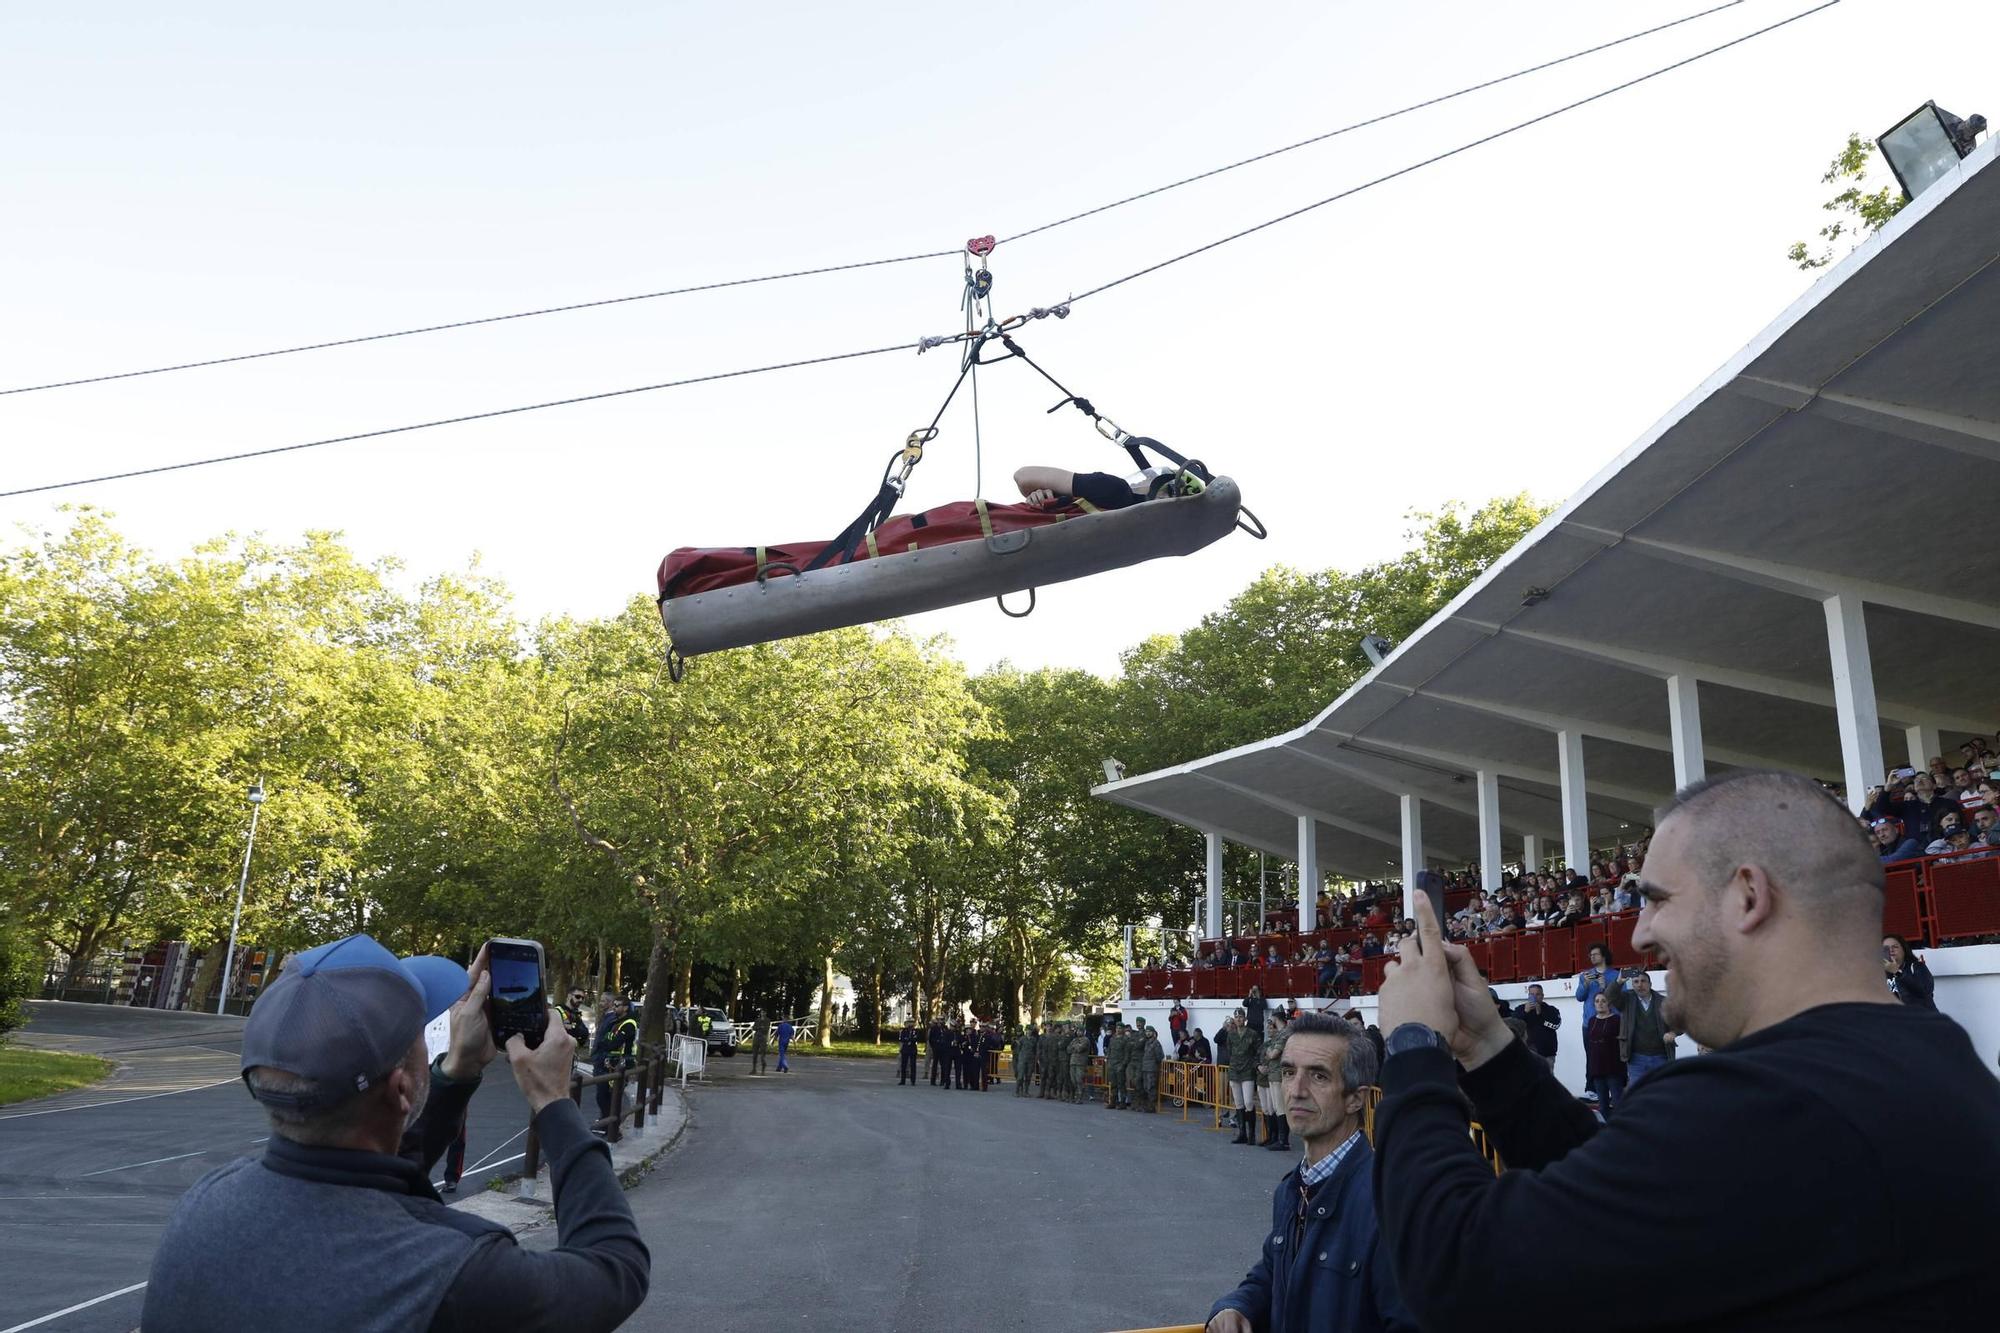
<box><xmin>1013</xmin><ymin>464</ymin><xmax>1184</xmax><ymax>511</ymax></box>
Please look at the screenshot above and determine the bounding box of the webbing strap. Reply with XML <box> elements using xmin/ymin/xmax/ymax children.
<box><xmin>864</xmin><ymin>532</ymin><xmax>879</xmax><ymax>559</ymax></box>
<box><xmin>755</xmin><ymin>546</ymin><xmax>767</xmax><ymax>580</ymax></box>
<box><xmin>975</xmin><ymin>498</ymin><xmax>993</xmax><ymax>539</ymax></box>
<box><xmin>1073</xmin><ymin>498</ymin><xmax>1100</xmax><ymax>514</ymax></box>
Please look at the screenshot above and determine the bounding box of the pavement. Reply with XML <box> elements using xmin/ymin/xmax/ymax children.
<box><xmin>606</xmin><ymin>1056</ymin><xmax>1282</xmax><ymax>1333</ymax></box>
<box><xmin>0</xmin><ymin>1001</ymin><xmax>538</xmax><ymax>1333</ymax></box>
<box><xmin>2</xmin><ymin>1020</ymin><xmax>1293</xmax><ymax>1333</ymax></box>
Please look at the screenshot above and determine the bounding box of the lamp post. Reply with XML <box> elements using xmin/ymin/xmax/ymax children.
<box><xmin>218</xmin><ymin>781</ymin><xmax>266</xmax><ymax>1016</ymax></box>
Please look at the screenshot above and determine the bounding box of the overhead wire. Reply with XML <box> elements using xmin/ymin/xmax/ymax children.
<box><xmin>1059</xmin><ymin>0</ymin><xmax>1842</xmax><ymax>309</ymax></box>
<box><xmin>0</xmin><ymin>344</ymin><xmax>909</xmax><ymax>500</ymax></box>
<box><xmin>0</xmin><ymin>0</ymin><xmax>1837</xmax><ymax>501</ymax></box>
<box><xmin>0</xmin><ymin>1</ymin><xmax>1748</xmax><ymax>399</ymax></box>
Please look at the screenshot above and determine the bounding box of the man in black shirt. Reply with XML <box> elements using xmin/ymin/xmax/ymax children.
<box><xmin>1375</xmin><ymin>770</ymin><xmax>1999</xmax><ymax>1331</ymax></box>
<box><xmin>1515</xmin><ymin>983</ymin><xmax>1560</xmax><ymax>1065</ymax></box>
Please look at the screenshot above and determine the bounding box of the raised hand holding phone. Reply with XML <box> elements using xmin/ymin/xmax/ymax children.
<box><xmin>484</xmin><ymin>937</ymin><xmax>550</xmax><ymax>1050</ymax></box>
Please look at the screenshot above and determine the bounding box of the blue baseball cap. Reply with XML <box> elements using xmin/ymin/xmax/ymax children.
<box><xmin>240</xmin><ymin>934</ymin><xmax>468</xmax><ymax>1110</ymax></box>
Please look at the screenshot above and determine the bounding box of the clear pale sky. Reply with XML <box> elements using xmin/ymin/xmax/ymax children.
<box><xmin>0</xmin><ymin>1</ymin><xmax>1974</xmax><ymax>676</ymax></box>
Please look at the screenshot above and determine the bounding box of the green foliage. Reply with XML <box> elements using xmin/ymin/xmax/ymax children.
<box><xmin>1787</xmin><ymin>132</ymin><xmax>1907</xmax><ymax>271</ymax></box>
<box><xmin>1</xmin><ymin>494</ymin><xmax>1543</xmax><ymax>1020</ymax></box>
<box><xmin>0</xmin><ymin>924</ymin><xmax>37</xmax><ymax>1037</ymax></box>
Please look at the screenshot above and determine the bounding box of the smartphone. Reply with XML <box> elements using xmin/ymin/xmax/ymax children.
<box><xmin>485</xmin><ymin>938</ymin><xmax>550</xmax><ymax>1049</ymax></box>
<box><xmin>1414</xmin><ymin>870</ymin><xmax>1447</xmax><ymax>940</ymax></box>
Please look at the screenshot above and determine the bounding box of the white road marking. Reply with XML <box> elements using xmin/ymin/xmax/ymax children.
<box><xmin>436</xmin><ymin>1151</ymin><xmax>525</xmax><ymax>1189</ymax></box>
<box><xmin>0</xmin><ymin>1078</ymin><xmax>237</xmax><ymax>1121</ymax></box>
<box><xmin>77</xmin><ymin>1149</ymin><xmax>205</xmax><ymax>1178</ymax></box>
<box><xmin>0</xmin><ymin>1281</ymin><xmax>147</xmax><ymax>1333</ymax></box>
<box><xmin>463</xmin><ymin>1127</ymin><xmax>528</xmax><ymax>1173</ymax></box>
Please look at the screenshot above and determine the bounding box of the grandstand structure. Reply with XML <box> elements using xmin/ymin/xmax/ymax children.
<box><xmin>1096</xmin><ymin>132</ymin><xmax>2000</xmax><ymax>1086</ymax></box>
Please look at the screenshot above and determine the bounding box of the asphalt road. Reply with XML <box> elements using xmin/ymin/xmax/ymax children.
<box><xmin>0</xmin><ymin>1001</ymin><xmax>532</xmax><ymax>1333</ymax></box>
<box><xmin>605</xmin><ymin>1056</ymin><xmax>1283</xmax><ymax>1333</ymax></box>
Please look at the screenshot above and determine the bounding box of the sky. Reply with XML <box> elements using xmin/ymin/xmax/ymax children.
<box><xmin>0</xmin><ymin>0</ymin><xmax>1978</xmax><ymax>677</ymax></box>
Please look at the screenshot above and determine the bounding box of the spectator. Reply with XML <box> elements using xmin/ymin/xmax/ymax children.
<box><xmin>1935</xmin><ymin>826</ymin><xmax>1988</xmax><ymax>863</ymax></box>
<box><xmin>1364</xmin><ymin>901</ymin><xmax>1393</xmax><ymax>930</ymax></box>
<box><xmin>1618</xmin><ymin>972</ymin><xmax>1675</xmax><ymax>1087</ymax></box>
<box><xmin>1169</xmin><ymin>1000</ymin><xmax>1189</xmax><ymax>1045</ymax></box>
<box><xmin>1871</xmin><ymin>818</ymin><xmax>1923</xmax><ymax>863</ymax></box>
<box><xmin>1245</xmin><ymin>986</ymin><xmax>1269</xmax><ymax>1044</ymax></box>
<box><xmin>1361</xmin><ymin>932</ymin><xmax>1385</xmax><ymax>959</ymax></box>
<box><xmin>1205</xmin><ymin>1012</ymin><xmax>1407</xmax><ymax>1333</ymax></box>
<box><xmin>1573</xmin><ymin>944</ymin><xmax>1622</xmax><ymax>1032</ymax></box>
<box><xmin>1974</xmin><ymin>805</ymin><xmax>2000</xmax><ymax>845</ymax></box>
<box><xmin>1516</xmin><ymin>983</ymin><xmax>1560</xmax><ymax>1066</ymax></box>
<box><xmin>1923</xmin><ymin>810</ymin><xmax>1966</xmax><ymax>854</ymax></box>
<box><xmin>1371</xmin><ymin>769</ymin><xmax>2000</xmax><ymax>1330</ymax></box>
<box><xmin>145</xmin><ymin>938</ymin><xmax>648</xmax><ymax>1332</ymax></box>
<box><xmin>1226</xmin><ymin>1014</ymin><xmax>1261</xmax><ymax>1145</ymax></box>
<box><xmin>1883</xmin><ymin>935</ymin><xmax>1936</xmax><ymax>1011</ymax></box>
<box><xmin>1581</xmin><ymin>989</ymin><xmax>1625</xmax><ymax>1115</ymax></box>
<box><xmin>1191</xmin><ymin>1028</ymin><xmax>1214</xmax><ymax>1065</ymax></box>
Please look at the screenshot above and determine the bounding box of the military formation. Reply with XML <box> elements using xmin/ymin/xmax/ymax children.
<box><xmin>990</xmin><ymin>1015</ymin><xmax>1168</xmax><ymax>1111</ymax></box>
<box><xmin>900</xmin><ymin>1016</ymin><xmax>1005</xmax><ymax>1089</ymax></box>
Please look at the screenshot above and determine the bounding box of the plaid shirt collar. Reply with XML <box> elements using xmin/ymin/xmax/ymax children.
<box><xmin>1299</xmin><ymin>1127</ymin><xmax>1362</xmax><ymax>1190</ymax></box>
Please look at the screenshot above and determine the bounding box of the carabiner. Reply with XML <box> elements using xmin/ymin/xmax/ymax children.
<box><xmin>1094</xmin><ymin>415</ymin><xmax>1128</xmax><ymax>444</ymax></box>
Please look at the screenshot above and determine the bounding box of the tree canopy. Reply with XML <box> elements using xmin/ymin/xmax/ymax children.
<box><xmin>1</xmin><ymin>492</ymin><xmax>1546</xmax><ymax>1032</ymax></box>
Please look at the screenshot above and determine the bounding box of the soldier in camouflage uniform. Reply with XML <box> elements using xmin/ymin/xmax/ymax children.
<box><xmin>1124</xmin><ymin>1021</ymin><xmax>1145</xmax><ymax>1109</ymax></box>
<box><xmin>1102</xmin><ymin>1021</ymin><xmax>1124</xmax><ymax>1109</ymax></box>
<box><xmin>1013</xmin><ymin>1024</ymin><xmax>1036</xmax><ymax>1097</ymax></box>
<box><xmin>1136</xmin><ymin>1018</ymin><xmax>1164</xmax><ymax>1113</ymax></box>
<box><xmin>1037</xmin><ymin>1021</ymin><xmax>1057</xmax><ymax>1098</ymax></box>
<box><xmin>1067</xmin><ymin>1024</ymin><xmax>1090</xmax><ymax>1104</ymax></box>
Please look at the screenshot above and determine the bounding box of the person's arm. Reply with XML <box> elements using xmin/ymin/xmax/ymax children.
<box><xmin>432</xmin><ymin>1098</ymin><xmax>650</xmax><ymax>1333</ymax></box>
<box><xmin>1207</xmin><ymin>1234</ymin><xmax>1275</xmax><ymax>1333</ymax></box>
<box><xmin>401</xmin><ymin>1061</ymin><xmax>481</xmax><ymax>1173</ymax></box>
<box><xmin>1899</xmin><ymin>962</ymin><xmax>1936</xmax><ymax>1005</ymax></box>
<box><xmin>1372</xmin><ymin>1045</ymin><xmax>1874</xmax><ymax>1332</ymax></box>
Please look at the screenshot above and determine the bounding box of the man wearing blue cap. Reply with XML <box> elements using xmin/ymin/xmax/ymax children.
<box><xmin>144</xmin><ymin>935</ymin><xmax>651</xmax><ymax>1332</ymax></box>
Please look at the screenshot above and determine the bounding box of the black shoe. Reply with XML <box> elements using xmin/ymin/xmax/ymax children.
<box><xmin>1231</xmin><ymin>1124</ymin><xmax>1250</xmax><ymax>1144</ymax></box>
<box><xmin>441</xmin><ymin>1180</ymin><xmax>458</xmax><ymax>1194</ymax></box>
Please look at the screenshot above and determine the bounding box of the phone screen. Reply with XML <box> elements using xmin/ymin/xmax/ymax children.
<box><xmin>486</xmin><ymin>939</ymin><xmax>548</xmax><ymax>1048</ymax></box>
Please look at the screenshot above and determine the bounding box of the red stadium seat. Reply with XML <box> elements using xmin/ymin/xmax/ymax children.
<box><xmin>1883</xmin><ymin>863</ymin><xmax>1928</xmax><ymax>946</ymax></box>
<box><xmin>1361</xmin><ymin>956</ymin><xmax>1389</xmax><ymax>994</ymax></box>
<box><xmin>1606</xmin><ymin>912</ymin><xmax>1642</xmax><ymax>966</ymax></box>
<box><xmin>1574</xmin><ymin>920</ymin><xmax>1608</xmax><ymax>967</ymax></box>
<box><xmin>1486</xmin><ymin>935</ymin><xmax>1517</xmax><ymax>983</ymax></box>
<box><xmin>1289</xmin><ymin>964</ymin><xmax>1317</xmax><ymax>996</ymax></box>
<box><xmin>1931</xmin><ymin>856</ymin><xmax>2000</xmax><ymax>943</ymax></box>
<box><xmin>1538</xmin><ymin>927</ymin><xmax>1575</xmax><ymax>981</ymax></box>
<box><xmin>1464</xmin><ymin>938</ymin><xmax>1493</xmax><ymax>979</ymax></box>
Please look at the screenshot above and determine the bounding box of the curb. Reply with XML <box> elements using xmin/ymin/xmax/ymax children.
<box><xmin>449</xmin><ymin>1085</ymin><xmax>691</xmax><ymax>1237</ymax></box>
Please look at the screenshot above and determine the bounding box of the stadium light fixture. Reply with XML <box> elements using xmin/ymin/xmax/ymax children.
<box><xmin>1878</xmin><ymin>101</ymin><xmax>1987</xmax><ymax>201</ymax></box>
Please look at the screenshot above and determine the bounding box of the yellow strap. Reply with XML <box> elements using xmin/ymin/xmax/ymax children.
<box><xmin>1074</xmin><ymin>498</ymin><xmax>1100</xmax><ymax>514</ymax></box>
<box><xmin>975</xmin><ymin>498</ymin><xmax>994</xmax><ymax>539</ymax></box>
<box><xmin>908</xmin><ymin>542</ymin><xmax>919</xmax><ymax>553</ymax></box>
<box><xmin>755</xmin><ymin>546</ymin><xmax>767</xmax><ymax>579</ymax></box>
<box><xmin>864</xmin><ymin>532</ymin><xmax>878</xmax><ymax>559</ymax></box>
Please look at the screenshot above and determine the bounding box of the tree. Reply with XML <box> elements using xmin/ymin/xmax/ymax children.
<box><xmin>1787</xmin><ymin>133</ymin><xmax>1906</xmax><ymax>271</ymax></box>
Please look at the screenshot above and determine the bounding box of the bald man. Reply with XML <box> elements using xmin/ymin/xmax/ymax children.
<box><xmin>1374</xmin><ymin>770</ymin><xmax>1999</xmax><ymax>1331</ymax></box>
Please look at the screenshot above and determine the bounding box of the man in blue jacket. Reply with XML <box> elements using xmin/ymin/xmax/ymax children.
<box><xmin>1206</xmin><ymin>1010</ymin><xmax>1410</xmax><ymax>1333</ymax></box>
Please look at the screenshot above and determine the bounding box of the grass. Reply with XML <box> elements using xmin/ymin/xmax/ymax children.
<box><xmin>0</xmin><ymin>1046</ymin><xmax>113</xmax><ymax>1107</ymax></box>
<box><xmin>780</xmin><ymin>1039</ymin><xmax>899</xmax><ymax>1060</ymax></box>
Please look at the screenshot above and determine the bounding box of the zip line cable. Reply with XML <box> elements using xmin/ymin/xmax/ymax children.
<box><xmin>0</xmin><ymin>0</ymin><xmax>1835</xmax><ymax>502</ymax></box>
<box><xmin>0</xmin><ymin>1</ymin><xmax>1748</xmax><ymax>399</ymax></box>
<box><xmin>995</xmin><ymin>0</ymin><xmax>1747</xmax><ymax>247</ymax></box>
<box><xmin>0</xmin><ymin>344</ymin><xmax>909</xmax><ymax>499</ymax></box>
<box><xmin>1058</xmin><ymin>0</ymin><xmax>1840</xmax><ymax>310</ymax></box>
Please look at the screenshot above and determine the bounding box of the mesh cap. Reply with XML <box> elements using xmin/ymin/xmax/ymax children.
<box><xmin>240</xmin><ymin>934</ymin><xmax>467</xmax><ymax>1110</ymax></box>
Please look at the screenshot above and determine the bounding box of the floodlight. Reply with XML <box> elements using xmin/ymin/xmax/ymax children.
<box><xmin>1360</xmin><ymin>634</ymin><xmax>1394</xmax><ymax>668</ymax></box>
<box><xmin>1879</xmin><ymin>101</ymin><xmax>1987</xmax><ymax>201</ymax></box>
<box><xmin>1101</xmin><ymin>757</ymin><xmax>1126</xmax><ymax>783</ymax></box>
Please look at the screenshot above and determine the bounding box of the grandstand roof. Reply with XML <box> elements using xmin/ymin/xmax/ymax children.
<box><xmin>1095</xmin><ymin>133</ymin><xmax>2000</xmax><ymax>879</ymax></box>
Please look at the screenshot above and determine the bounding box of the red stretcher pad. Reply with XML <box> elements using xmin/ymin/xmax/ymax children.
<box><xmin>657</xmin><ymin>497</ymin><xmax>1091</xmax><ymax>601</ymax></box>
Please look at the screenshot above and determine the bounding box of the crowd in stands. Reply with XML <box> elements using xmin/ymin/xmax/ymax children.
<box><xmin>1861</xmin><ymin>737</ymin><xmax>2000</xmax><ymax>864</ymax></box>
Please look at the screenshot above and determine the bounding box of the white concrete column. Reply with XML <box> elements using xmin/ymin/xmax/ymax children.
<box><xmin>1823</xmin><ymin>592</ymin><xmax>1885</xmax><ymax>813</ymax></box>
<box><xmin>1122</xmin><ymin>924</ymin><xmax>1134</xmax><ymax>978</ymax></box>
<box><xmin>1523</xmin><ymin>835</ymin><xmax>1544</xmax><ymax>874</ymax></box>
<box><xmin>1666</xmin><ymin>674</ymin><xmax>1705</xmax><ymax>790</ymax></box>
<box><xmin>1296</xmin><ymin>816</ymin><xmax>1320</xmax><ymax>932</ymax></box>
<box><xmin>1399</xmin><ymin>794</ymin><xmax>1423</xmax><ymax>919</ymax></box>
<box><xmin>1905</xmin><ymin>724</ymin><xmax>1939</xmax><ymax>774</ymax></box>
<box><xmin>1475</xmin><ymin>769</ymin><xmax>1503</xmax><ymax>893</ymax></box>
<box><xmin>1204</xmin><ymin>832</ymin><xmax>1224</xmax><ymax>938</ymax></box>
<box><xmin>1557</xmin><ymin>729</ymin><xmax>1590</xmax><ymax>875</ymax></box>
